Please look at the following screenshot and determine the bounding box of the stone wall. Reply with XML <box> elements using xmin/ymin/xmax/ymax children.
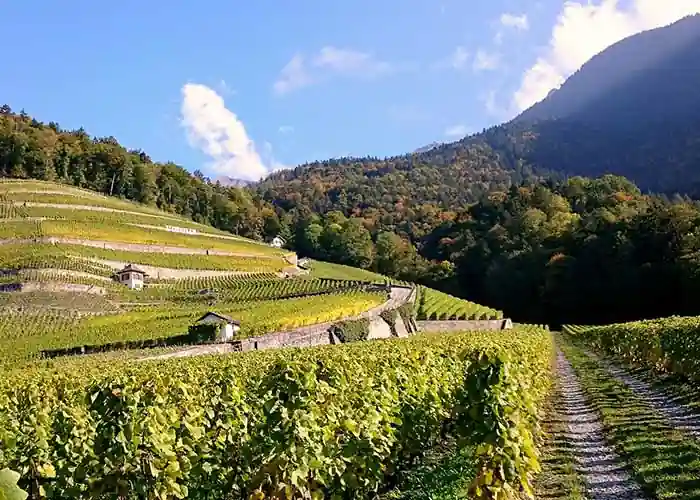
<box><xmin>237</xmin><ymin>286</ymin><xmax>414</xmax><ymax>352</ymax></box>
<box><xmin>417</xmin><ymin>319</ymin><xmax>513</xmax><ymax>332</ymax></box>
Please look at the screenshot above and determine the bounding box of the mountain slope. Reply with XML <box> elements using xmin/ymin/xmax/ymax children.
<box><xmin>516</xmin><ymin>14</ymin><xmax>700</xmax><ymax>125</ymax></box>
<box><xmin>504</xmin><ymin>14</ymin><xmax>700</xmax><ymax>193</ymax></box>
<box><xmin>259</xmin><ymin>14</ymin><xmax>700</xmax><ymax>217</ymax></box>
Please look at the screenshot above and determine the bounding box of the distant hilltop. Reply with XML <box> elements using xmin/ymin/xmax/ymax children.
<box><xmin>217</xmin><ymin>176</ymin><xmax>253</xmax><ymax>187</ymax></box>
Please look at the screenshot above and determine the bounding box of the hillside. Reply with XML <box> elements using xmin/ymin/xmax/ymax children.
<box><xmin>259</xmin><ymin>15</ymin><xmax>700</xmax><ymax>216</ymax></box>
<box><xmin>0</xmin><ymin>179</ymin><xmax>502</xmax><ymax>369</ymax></box>
<box><xmin>503</xmin><ymin>13</ymin><xmax>700</xmax><ymax>194</ymax></box>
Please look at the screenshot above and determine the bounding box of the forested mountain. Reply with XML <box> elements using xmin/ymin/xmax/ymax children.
<box><xmin>258</xmin><ymin>14</ymin><xmax>700</xmax><ymax>219</ymax></box>
<box><xmin>507</xmin><ymin>13</ymin><xmax>700</xmax><ymax>194</ymax></box>
<box><xmin>257</xmin><ymin>144</ymin><xmax>551</xmax><ymax>240</ymax></box>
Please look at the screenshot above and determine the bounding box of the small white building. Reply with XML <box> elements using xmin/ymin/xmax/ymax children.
<box><xmin>195</xmin><ymin>312</ymin><xmax>241</xmax><ymax>341</ymax></box>
<box><xmin>115</xmin><ymin>264</ymin><xmax>147</xmax><ymax>290</ymax></box>
<box><xmin>270</xmin><ymin>235</ymin><xmax>286</xmax><ymax>248</ymax></box>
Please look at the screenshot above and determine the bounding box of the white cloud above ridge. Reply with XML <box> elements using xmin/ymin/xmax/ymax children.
<box><xmin>273</xmin><ymin>46</ymin><xmax>398</xmax><ymax>95</ymax></box>
<box><xmin>180</xmin><ymin>83</ymin><xmax>285</xmax><ymax>182</ymax></box>
<box><xmin>513</xmin><ymin>0</ymin><xmax>700</xmax><ymax>112</ymax></box>
<box><xmin>473</xmin><ymin>49</ymin><xmax>501</xmax><ymax>71</ymax></box>
<box><xmin>444</xmin><ymin>124</ymin><xmax>470</xmax><ymax>138</ymax></box>
<box><xmin>434</xmin><ymin>46</ymin><xmax>470</xmax><ymax>71</ymax></box>
<box><xmin>500</xmin><ymin>13</ymin><xmax>529</xmax><ymax>30</ymax></box>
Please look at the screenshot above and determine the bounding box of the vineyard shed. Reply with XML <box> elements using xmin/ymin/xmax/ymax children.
<box><xmin>195</xmin><ymin>312</ymin><xmax>241</xmax><ymax>341</ymax></box>
<box><xmin>270</xmin><ymin>235</ymin><xmax>286</xmax><ymax>248</ymax></box>
<box><xmin>114</xmin><ymin>264</ymin><xmax>147</xmax><ymax>290</ymax></box>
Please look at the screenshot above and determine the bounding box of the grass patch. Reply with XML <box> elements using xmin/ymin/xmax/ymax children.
<box><xmin>380</xmin><ymin>439</ymin><xmax>477</xmax><ymax>500</ymax></box>
<box><xmin>560</xmin><ymin>337</ymin><xmax>700</xmax><ymax>499</ymax></box>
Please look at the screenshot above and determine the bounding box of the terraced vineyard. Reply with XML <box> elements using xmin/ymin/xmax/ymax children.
<box><xmin>415</xmin><ymin>286</ymin><xmax>503</xmax><ymax>320</ymax></box>
<box><xmin>0</xmin><ymin>291</ymin><xmax>386</xmax><ymax>369</ymax></box>
<box><xmin>0</xmin><ymin>179</ymin><xmax>538</xmax><ymax>500</ymax></box>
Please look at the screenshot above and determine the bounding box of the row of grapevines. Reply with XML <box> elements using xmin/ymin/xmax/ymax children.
<box><xmin>0</xmin><ymin>196</ymin><xmax>29</xmax><ymax>218</ymax></box>
<box><xmin>0</xmin><ymin>326</ymin><xmax>553</xmax><ymax>499</ymax></box>
<box><xmin>27</xmin><ymin>219</ymin><xmax>283</xmax><ymax>257</ymax></box>
<box><xmin>0</xmin><ymin>190</ymin><xmax>173</xmax><ymax>217</ymax></box>
<box><xmin>142</xmin><ymin>277</ymin><xmax>375</xmax><ymax>301</ymax></box>
<box><xmin>0</xmin><ymin>243</ymin><xmax>283</xmax><ymax>273</ymax></box>
<box><xmin>147</xmin><ymin>273</ymin><xmax>278</xmax><ymax>288</ymax></box>
<box><xmin>564</xmin><ymin>316</ymin><xmax>700</xmax><ymax>379</ymax></box>
<box><xmin>416</xmin><ymin>286</ymin><xmax>503</xmax><ymax>321</ymax></box>
<box><xmin>0</xmin><ymin>291</ymin><xmax>386</xmax><ymax>369</ymax></box>
<box><xmin>15</xmin><ymin>205</ymin><xmax>216</xmax><ymax>232</ymax></box>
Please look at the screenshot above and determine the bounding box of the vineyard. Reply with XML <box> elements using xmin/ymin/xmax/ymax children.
<box><xmin>2</xmin><ymin>204</ymin><xmax>242</xmax><ymax>237</ymax></box>
<box><xmin>0</xmin><ymin>180</ymin><xmax>564</xmax><ymax>500</ymax></box>
<box><xmin>0</xmin><ymin>291</ymin><xmax>386</xmax><ymax>369</ymax></box>
<box><xmin>0</xmin><ymin>243</ymin><xmax>285</xmax><ymax>273</ymax></box>
<box><xmin>416</xmin><ymin>286</ymin><xmax>503</xmax><ymax>321</ymax></box>
<box><xmin>0</xmin><ymin>218</ymin><xmax>284</xmax><ymax>256</ymax></box>
<box><xmin>564</xmin><ymin>317</ymin><xmax>700</xmax><ymax>380</ymax></box>
<box><xmin>0</xmin><ymin>326</ymin><xmax>552</xmax><ymax>499</ymax></box>
<box><xmin>140</xmin><ymin>276</ymin><xmax>382</xmax><ymax>302</ymax></box>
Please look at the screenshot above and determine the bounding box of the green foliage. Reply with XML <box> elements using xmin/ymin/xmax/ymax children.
<box><xmin>187</xmin><ymin>323</ymin><xmax>218</xmax><ymax>343</ymax></box>
<box><xmin>330</xmin><ymin>317</ymin><xmax>370</xmax><ymax>343</ymax></box>
<box><xmin>380</xmin><ymin>308</ymin><xmax>399</xmax><ymax>336</ymax></box>
<box><xmin>0</xmin><ymin>469</ymin><xmax>28</xmax><ymax>500</ymax></box>
<box><xmin>0</xmin><ymin>292</ymin><xmax>384</xmax><ymax>369</ymax></box>
<box><xmin>0</xmin><ymin>327</ymin><xmax>553</xmax><ymax>499</ymax></box>
<box><xmin>456</xmin><ymin>350</ymin><xmax>544</xmax><ymax>499</ymax></box>
<box><xmin>423</xmin><ymin>175</ymin><xmax>700</xmax><ymax>324</ymax></box>
<box><xmin>565</xmin><ymin>316</ymin><xmax>700</xmax><ymax>380</ymax></box>
<box><xmin>416</xmin><ymin>286</ymin><xmax>502</xmax><ymax>321</ymax></box>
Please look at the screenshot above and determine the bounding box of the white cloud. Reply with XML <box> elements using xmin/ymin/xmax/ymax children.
<box><xmin>313</xmin><ymin>46</ymin><xmax>393</xmax><ymax>76</ymax></box>
<box><xmin>444</xmin><ymin>124</ymin><xmax>470</xmax><ymax>138</ymax></box>
<box><xmin>500</xmin><ymin>13</ymin><xmax>529</xmax><ymax>30</ymax></box>
<box><xmin>473</xmin><ymin>49</ymin><xmax>501</xmax><ymax>71</ymax></box>
<box><xmin>513</xmin><ymin>0</ymin><xmax>700</xmax><ymax>112</ymax></box>
<box><xmin>273</xmin><ymin>46</ymin><xmax>396</xmax><ymax>95</ymax></box>
<box><xmin>433</xmin><ymin>46</ymin><xmax>470</xmax><ymax>71</ymax></box>
<box><xmin>448</xmin><ymin>45</ymin><xmax>469</xmax><ymax>70</ymax></box>
<box><xmin>278</xmin><ymin>125</ymin><xmax>294</xmax><ymax>134</ymax></box>
<box><xmin>180</xmin><ymin>83</ymin><xmax>285</xmax><ymax>182</ymax></box>
<box><xmin>273</xmin><ymin>54</ymin><xmax>314</xmax><ymax>95</ymax></box>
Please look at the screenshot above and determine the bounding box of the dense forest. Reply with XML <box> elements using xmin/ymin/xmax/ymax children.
<box><xmin>4</xmin><ymin>104</ymin><xmax>700</xmax><ymax>326</ymax></box>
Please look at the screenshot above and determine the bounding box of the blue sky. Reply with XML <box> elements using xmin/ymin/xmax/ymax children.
<box><xmin>3</xmin><ymin>0</ymin><xmax>699</xmax><ymax>181</ymax></box>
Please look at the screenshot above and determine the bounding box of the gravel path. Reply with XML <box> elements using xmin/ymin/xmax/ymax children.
<box><xmin>556</xmin><ymin>349</ymin><xmax>647</xmax><ymax>499</ymax></box>
<box><xmin>588</xmin><ymin>351</ymin><xmax>700</xmax><ymax>439</ymax></box>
